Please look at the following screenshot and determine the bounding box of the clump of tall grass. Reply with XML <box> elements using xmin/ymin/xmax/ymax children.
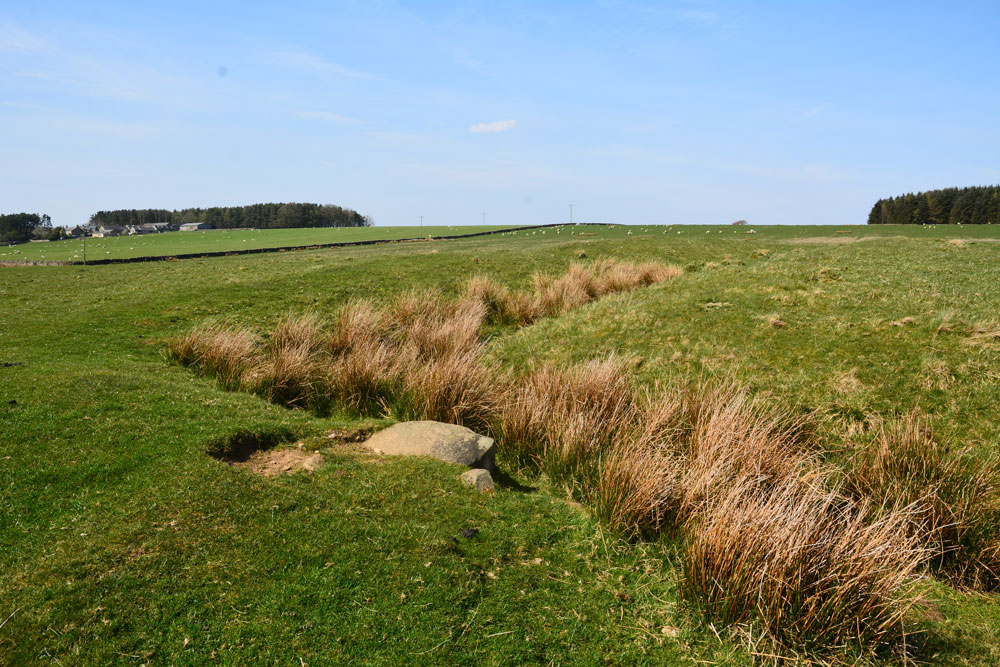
<box><xmin>532</xmin><ymin>268</ymin><xmax>594</xmax><ymax>317</ymax></box>
<box><xmin>595</xmin><ymin>436</ymin><xmax>681</xmax><ymax>538</ymax></box>
<box><xmin>327</xmin><ymin>337</ymin><xmax>402</xmax><ymax>413</ymax></box>
<box><xmin>846</xmin><ymin>410</ymin><xmax>1000</xmax><ymax>590</ymax></box>
<box><xmin>682</xmin><ymin>475</ymin><xmax>928</xmax><ymax>655</ymax></box>
<box><xmin>464</xmin><ymin>258</ymin><xmax>682</xmax><ymax>325</ymax></box>
<box><xmin>328</xmin><ymin>300</ymin><xmax>390</xmax><ymax>355</ymax></box>
<box><xmin>166</xmin><ymin>322</ymin><xmax>261</xmax><ymax>391</ymax></box>
<box><xmin>404</xmin><ymin>297</ymin><xmax>487</xmax><ymax>358</ymax></box>
<box><xmin>464</xmin><ymin>275</ymin><xmax>525</xmax><ymax>324</ymax></box>
<box><xmin>254</xmin><ymin>314</ymin><xmax>330</xmax><ymax>412</ymax></box>
<box><xmin>498</xmin><ymin>368</ymin><xmax>928</xmax><ymax>656</ymax></box>
<box><xmin>674</xmin><ymin>387</ymin><xmax>814</xmax><ymax>519</ymax></box>
<box><xmin>394</xmin><ymin>346</ymin><xmax>503</xmax><ymax>432</ymax></box>
<box><xmin>498</xmin><ymin>356</ymin><xmax>637</xmax><ymax>481</ymax></box>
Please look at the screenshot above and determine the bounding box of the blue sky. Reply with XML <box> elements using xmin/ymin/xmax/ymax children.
<box><xmin>2</xmin><ymin>1</ymin><xmax>998</xmax><ymax>227</ymax></box>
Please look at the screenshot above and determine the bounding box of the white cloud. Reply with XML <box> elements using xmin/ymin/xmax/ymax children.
<box><xmin>469</xmin><ymin>119</ymin><xmax>517</xmax><ymax>133</ymax></box>
<box><xmin>296</xmin><ymin>110</ymin><xmax>362</xmax><ymax>124</ymax></box>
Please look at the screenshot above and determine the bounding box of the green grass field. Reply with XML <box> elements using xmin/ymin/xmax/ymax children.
<box><xmin>1</xmin><ymin>225</ymin><xmax>519</xmax><ymax>262</ymax></box>
<box><xmin>3</xmin><ymin>223</ymin><xmax>1000</xmax><ymax>665</ymax></box>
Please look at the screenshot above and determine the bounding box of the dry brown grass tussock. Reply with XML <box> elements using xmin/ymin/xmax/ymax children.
<box><xmin>683</xmin><ymin>475</ymin><xmax>928</xmax><ymax>653</ymax></box>
<box><xmin>166</xmin><ymin>322</ymin><xmax>261</xmax><ymax>391</ymax></box>
<box><xmin>327</xmin><ymin>337</ymin><xmax>403</xmax><ymax>412</ymax></box>
<box><xmin>396</xmin><ymin>345</ymin><xmax>502</xmax><ymax>432</ymax></box>
<box><xmin>271</xmin><ymin>313</ymin><xmax>326</xmax><ymax>355</ymax></box>
<box><xmin>405</xmin><ymin>297</ymin><xmax>487</xmax><ymax>358</ymax></box>
<box><xmin>329</xmin><ymin>300</ymin><xmax>390</xmax><ymax>354</ymax></box>
<box><xmin>171</xmin><ymin>260</ymin><xmax>679</xmax><ymax>419</ymax></box>
<box><xmin>499</xmin><ymin>356</ymin><xmax>637</xmax><ymax>473</ymax></box>
<box><xmin>674</xmin><ymin>388</ymin><xmax>815</xmax><ymax>519</ymax></box>
<box><xmin>508</xmin><ymin>369</ymin><xmax>931</xmax><ymax>655</ymax></box>
<box><xmin>845</xmin><ymin>410</ymin><xmax>1000</xmax><ymax>590</ymax></box>
<box><xmin>254</xmin><ymin>314</ymin><xmax>330</xmax><ymax>411</ymax></box>
<box><xmin>465</xmin><ymin>258</ymin><xmax>681</xmax><ymax>325</ymax></box>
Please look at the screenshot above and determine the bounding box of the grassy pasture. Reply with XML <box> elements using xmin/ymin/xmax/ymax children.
<box><xmin>1</xmin><ymin>225</ymin><xmax>518</xmax><ymax>262</ymax></box>
<box><xmin>3</xmin><ymin>224</ymin><xmax>1000</xmax><ymax>665</ymax></box>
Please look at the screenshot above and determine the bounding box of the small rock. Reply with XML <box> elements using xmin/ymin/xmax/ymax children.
<box><xmin>459</xmin><ymin>528</ymin><xmax>479</xmax><ymax>539</ymax></box>
<box><xmin>460</xmin><ymin>468</ymin><xmax>495</xmax><ymax>493</ymax></box>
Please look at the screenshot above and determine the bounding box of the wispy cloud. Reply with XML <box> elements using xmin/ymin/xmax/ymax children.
<box><xmin>367</xmin><ymin>130</ymin><xmax>436</xmax><ymax>148</ymax></box>
<box><xmin>798</xmin><ymin>103</ymin><xmax>830</xmax><ymax>121</ymax></box>
<box><xmin>404</xmin><ymin>160</ymin><xmax>567</xmax><ymax>189</ymax></box>
<box><xmin>14</xmin><ymin>66</ymin><xmax>161</xmax><ymax>104</ymax></box>
<box><xmin>597</xmin><ymin>2</ymin><xmax>721</xmax><ymax>24</ymax></box>
<box><xmin>0</xmin><ymin>23</ymin><xmax>46</xmax><ymax>52</ymax></box>
<box><xmin>264</xmin><ymin>50</ymin><xmax>368</xmax><ymax>78</ymax></box>
<box><xmin>673</xmin><ymin>8</ymin><xmax>721</xmax><ymax>23</ymax></box>
<box><xmin>296</xmin><ymin>110</ymin><xmax>362</xmax><ymax>124</ymax></box>
<box><xmin>56</xmin><ymin>117</ymin><xmax>164</xmax><ymax>140</ymax></box>
<box><xmin>589</xmin><ymin>144</ymin><xmax>856</xmax><ymax>183</ymax></box>
<box><xmin>469</xmin><ymin>119</ymin><xmax>517</xmax><ymax>133</ymax></box>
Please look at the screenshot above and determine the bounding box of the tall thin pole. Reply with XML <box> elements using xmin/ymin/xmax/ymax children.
<box><xmin>569</xmin><ymin>204</ymin><xmax>574</xmax><ymax>224</ymax></box>
<box><xmin>83</xmin><ymin>234</ymin><xmax>87</xmax><ymax>265</ymax></box>
<box><xmin>419</xmin><ymin>215</ymin><xmax>424</xmax><ymax>229</ymax></box>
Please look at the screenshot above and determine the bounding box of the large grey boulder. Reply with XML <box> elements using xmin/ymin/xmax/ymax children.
<box><xmin>363</xmin><ymin>421</ymin><xmax>496</xmax><ymax>473</ymax></box>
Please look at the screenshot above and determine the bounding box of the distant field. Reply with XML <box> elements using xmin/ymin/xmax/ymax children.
<box><xmin>6</xmin><ymin>221</ymin><xmax>999</xmax><ymax>263</ymax></box>
<box><xmin>3</xmin><ymin>223</ymin><xmax>1000</xmax><ymax>665</ymax></box>
<box><xmin>1</xmin><ymin>225</ymin><xmax>519</xmax><ymax>262</ymax></box>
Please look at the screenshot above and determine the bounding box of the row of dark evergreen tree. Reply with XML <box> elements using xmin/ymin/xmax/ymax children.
<box><xmin>868</xmin><ymin>185</ymin><xmax>1000</xmax><ymax>225</ymax></box>
<box><xmin>88</xmin><ymin>203</ymin><xmax>371</xmax><ymax>229</ymax></box>
<box><xmin>1</xmin><ymin>213</ymin><xmax>53</xmax><ymax>244</ymax></box>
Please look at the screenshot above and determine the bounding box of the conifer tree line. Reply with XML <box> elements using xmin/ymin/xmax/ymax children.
<box><xmin>1</xmin><ymin>212</ymin><xmax>53</xmax><ymax>243</ymax></box>
<box><xmin>87</xmin><ymin>203</ymin><xmax>371</xmax><ymax>230</ymax></box>
<box><xmin>868</xmin><ymin>185</ymin><xmax>1000</xmax><ymax>225</ymax></box>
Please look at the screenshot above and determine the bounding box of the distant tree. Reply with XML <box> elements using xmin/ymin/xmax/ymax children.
<box><xmin>277</xmin><ymin>203</ymin><xmax>303</xmax><ymax>228</ymax></box>
<box><xmin>868</xmin><ymin>185</ymin><xmax>1000</xmax><ymax>225</ymax></box>
<box><xmin>84</xmin><ymin>203</ymin><xmax>370</xmax><ymax>230</ymax></box>
<box><xmin>0</xmin><ymin>213</ymin><xmax>46</xmax><ymax>244</ymax></box>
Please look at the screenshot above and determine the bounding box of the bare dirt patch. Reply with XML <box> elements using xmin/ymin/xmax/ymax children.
<box><xmin>237</xmin><ymin>446</ymin><xmax>324</xmax><ymax>476</ymax></box>
<box><xmin>207</xmin><ymin>427</ymin><xmax>295</xmax><ymax>462</ymax></box>
<box><xmin>781</xmin><ymin>235</ymin><xmax>909</xmax><ymax>246</ymax></box>
<box><xmin>325</xmin><ymin>425</ymin><xmax>375</xmax><ymax>443</ymax></box>
<box><xmin>324</xmin><ymin>424</ymin><xmax>377</xmax><ymax>456</ymax></box>
<box><xmin>206</xmin><ymin>427</ymin><xmax>324</xmax><ymax>476</ymax></box>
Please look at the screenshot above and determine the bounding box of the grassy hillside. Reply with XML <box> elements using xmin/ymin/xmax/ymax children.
<box><xmin>3</xmin><ymin>224</ymin><xmax>1000</xmax><ymax>665</ymax></box>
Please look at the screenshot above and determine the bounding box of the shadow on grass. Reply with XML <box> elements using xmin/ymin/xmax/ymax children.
<box><xmin>492</xmin><ymin>467</ymin><xmax>538</xmax><ymax>493</ymax></box>
<box><xmin>206</xmin><ymin>426</ymin><xmax>296</xmax><ymax>462</ymax></box>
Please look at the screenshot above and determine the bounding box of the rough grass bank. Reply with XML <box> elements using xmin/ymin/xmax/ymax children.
<box><xmin>3</xmin><ymin>224</ymin><xmax>1000</xmax><ymax>665</ymax></box>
